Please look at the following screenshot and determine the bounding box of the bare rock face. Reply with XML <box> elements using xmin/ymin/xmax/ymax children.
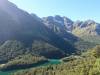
<box><xmin>42</xmin><ymin>15</ymin><xmax>78</xmax><ymax>43</ymax></box>
<box><xmin>42</xmin><ymin>15</ymin><xmax>73</xmax><ymax>32</ymax></box>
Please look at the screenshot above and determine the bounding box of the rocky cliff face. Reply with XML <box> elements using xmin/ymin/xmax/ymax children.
<box><xmin>42</xmin><ymin>16</ymin><xmax>100</xmax><ymax>36</ymax></box>
<box><xmin>42</xmin><ymin>15</ymin><xmax>78</xmax><ymax>42</ymax></box>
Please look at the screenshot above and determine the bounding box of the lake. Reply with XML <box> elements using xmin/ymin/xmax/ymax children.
<box><xmin>0</xmin><ymin>59</ymin><xmax>61</xmax><ymax>75</ymax></box>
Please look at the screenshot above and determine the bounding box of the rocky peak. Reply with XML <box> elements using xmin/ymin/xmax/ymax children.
<box><xmin>42</xmin><ymin>15</ymin><xmax>73</xmax><ymax>31</ymax></box>
<box><xmin>55</xmin><ymin>15</ymin><xmax>64</xmax><ymax>23</ymax></box>
<box><xmin>79</xmin><ymin>20</ymin><xmax>96</xmax><ymax>28</ymax></box>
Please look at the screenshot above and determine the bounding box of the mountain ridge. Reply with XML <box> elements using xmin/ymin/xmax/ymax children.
<box><xmin>41</xmin><ymin>15</ymin><xmax>100</xmax><ymax>36</ymax></box>
<box><xmin>0</xmin><ymin>0</ymin><xmax>76</xmax><ymax>63</ymax></box>
<box><xmin>0</xmin><ymin>0</ymin><xmax>99</xmax><ymax>64</ymax></box>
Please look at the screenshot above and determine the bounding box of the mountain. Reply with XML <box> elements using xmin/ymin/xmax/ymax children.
<box><xmin>73</xmin><ymin>20</ymin><xmax>100</xmax><ymax>36</ymax></box>
<box><xmin>42</xmin><ymin>15</ymin><xmax>74</xmax><ymax>31</ymax></box>
<box><xmin>72</xmin><ymin>20</ymin><xmax>100</xmax><ymax>44</ymax></box>
<box><xmin>0</xmin><ymin>0</ymin><xmax>76</xmax><ymax>63</ymax></box>
<box><xmin>0</xmin><ymin>1</ymin><xmax>100</xmax><ymax>75</ymax></box>
<box><xmin>42</xmin><ymin>15</ymin><xmax>100</xmax><ymax>37</ymax></box>
<box><xmin>42</xmin><ymin>15</ymin><xmax>100</xmax><ymax>44</ymax></box>
<box><xmin>42</xmin><ymin>16</ymin><xmax>100</xmax><ymax>51</ymax></box>
<box><xmin>0</xmin><ymin>0</ymin><xmax>99</xmax><ymax>64</ymax></box>
<box><xmin>42</xmin><ymin>15</ymin><xmax>78</xmax><ymax>43</ymax></box>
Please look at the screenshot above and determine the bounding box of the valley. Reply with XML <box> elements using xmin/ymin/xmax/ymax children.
<box><xmin>0</xmin><ymin>0</ymin><xmax>100</xmax><ymax>75</ymax></box>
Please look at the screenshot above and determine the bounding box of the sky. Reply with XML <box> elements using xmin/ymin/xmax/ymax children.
<box><xmin>9</xmin><ymin>0</ymin><xmax>100</xmax><ymax>22</ymax></box>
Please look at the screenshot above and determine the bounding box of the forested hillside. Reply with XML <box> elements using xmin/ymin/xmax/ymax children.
<box><xmin>12</xmin><ymin>45</ymin><xmax>100</xmax><ymax>75</ymax></box>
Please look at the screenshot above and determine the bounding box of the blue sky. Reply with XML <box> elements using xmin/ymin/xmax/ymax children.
<box><xmin>9</xmin><ymin>0</ymin><xmax>100</xmax><ymax>22</ymax></box>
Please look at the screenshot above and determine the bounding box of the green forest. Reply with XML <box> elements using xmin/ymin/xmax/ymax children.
<box><xmin>11</xmin><ymin>45</ymin><xmax>100</xmax><ymax>75</ymax></box>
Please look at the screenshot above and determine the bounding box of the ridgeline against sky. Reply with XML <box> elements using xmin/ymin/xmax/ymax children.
<box><xmin>9</xmin><ymin>0</ymin><xmax>100</xmax><ymax>22</ymax></box>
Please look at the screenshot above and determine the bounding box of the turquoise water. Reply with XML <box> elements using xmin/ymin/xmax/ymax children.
<box><xmin>0</xmin><ymin>59</ymin><xmax>61</xmax><ymax>75</ymax></box>
<box><xmin>43</xmin><ymin>59</ymin><xmax>61</xmax><ymax>66</ymax></box>
<box><xmin>0</xmin><ymin>71</ymin><xmax>11</xmax><ymax>75</ymax></box>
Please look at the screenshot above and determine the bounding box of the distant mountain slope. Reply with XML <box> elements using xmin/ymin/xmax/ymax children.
<box><xmin>42</xmin><ymin>15</ymin><xmax>78</xmax><ymax>43</ymax></box>
<box><xmin>72</xmin><ymin>20</ymin><xmax>100</xmax><ymax>44</ymax></box>
<box><xmin>72</xmin><ymin>20</ymin><xmax>100</xmax><ymax>36</ymax></box>
<box><xmin>41</xmin><ymin>15</ymin><xmax>100</xmax><ymax>51</ymax></box>
<box><xmin>42</xmin><ymin>15</ymin><xmax>100</xmax><ymax>37</ymax></box>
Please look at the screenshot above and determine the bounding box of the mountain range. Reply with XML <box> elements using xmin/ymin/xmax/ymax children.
<box><xmin>42</xmin><ymin>15</ymin><xmax>100</xmax><ymax>36</ymax></box>
<box><xmin>0</xmin><ymin>0</ymin><xmax>100</xmax><ymax>64</ymax></box>
<box><xmin>0</xmin><ymin>0</ymin><xmax>76</xmax><ymax>63</ymax></box>
<box><xmin>41</xmin><ymin>15</ymin><xmax>100</xmax><ymax>45</ymax></box>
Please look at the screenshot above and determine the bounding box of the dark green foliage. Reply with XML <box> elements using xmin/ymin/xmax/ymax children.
<box><xmin>0</xmin><ymin>40</ymin><xmax>25</xmax><ymax>63</ymax></box>
<box><xmin>81</xmin><ymin>35</ymin><xmax>100</xmax><ymax>44</ymax></box>
<box><xmin>0</xmin><ymin>40</ymin><xmax>66</xmax><ymax>64</ymax></box>
<box><xmin>83</xmin><ymin>45</ymin><xmax>100</xmax><ymax>58</ymax></box>
<box><xmin>0</xmin><ymin>54</ymin><xmax>48</xmax><ymax>71</ymax></box>
<box><xmin>75</xmin><ymin>39</ymin><xmax>97</xmax><ymax>52</ymax></box>
<box><xmin>11</xmin><ymin>57</ymin><xmax>96</xmax><ymax>75</ymax></box>
<box><xmin>31</xmin><ymin>40</ymin><xmax>66</xmax><ymax>59</ymax></box>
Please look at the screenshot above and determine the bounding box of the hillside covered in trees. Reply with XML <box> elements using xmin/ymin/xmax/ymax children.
<box><xmin>12</xmin><ymin>45</ymin><xmax>100</xmax><ymax>75</ymax></box>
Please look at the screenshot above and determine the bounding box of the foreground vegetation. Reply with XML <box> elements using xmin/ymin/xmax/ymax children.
<box><xmin>12</xmin><ymin>45</ymin><xmax>100</xmax><ymax>75</ymax></box>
